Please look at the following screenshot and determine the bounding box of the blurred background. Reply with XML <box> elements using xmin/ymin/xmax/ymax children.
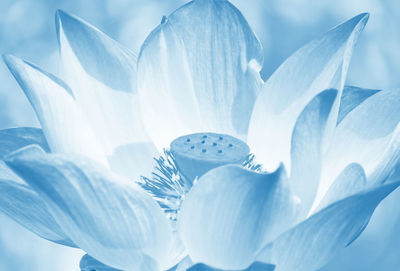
<box><xmin>0</xmin><ymin>0</ymin><xmax>399</xmax><ymax>270</ymax></box>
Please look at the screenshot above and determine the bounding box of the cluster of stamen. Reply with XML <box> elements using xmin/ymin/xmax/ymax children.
<box><xmin>139</xmin><ymin>150</ymin><xmax>192</xmax><ymax>221</ymax></box>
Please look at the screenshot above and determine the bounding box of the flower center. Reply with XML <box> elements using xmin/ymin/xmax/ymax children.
<box><xmin>170</xmin><ymin>132</ymin><xmax>250</xmax><ymax>182</ymax></box>
<box><xmin>139</xmin><ymin>132</ymin><xmax>261</xmax><ymax>221</ymax></box>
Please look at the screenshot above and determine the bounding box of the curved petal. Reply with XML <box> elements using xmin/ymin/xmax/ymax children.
<box><xmin>178</xmin><ymin>165</ymin><xmax>297</xmax><ymax>270</ymax></box>
<box><xmin>0</xmin><ymin>148</ymin><xmax>74</xmax><ymax>247</ymax></box>
<box><xmin>80</xmin><ymin>254</ymin><xmax>122</xmax><ymax>271</ymax></box>
<box><xmin>290</xmin><ymin>89</ymin><xmax>337</xmax><ymax>216</ymax></box>
<box><xmin>318</xmin><ymin>89</ymin><xmax>400</xmax><ymax>203</ymax></box>
<box><xmin>0</xmin><ymin>127</ymin><xmax>50</xmax><ymax>158</ymax></box>
<box><xmin>137</xmin><ymin>0</ymin><xmax>263</xmax><ymax>150</ymax></box>
<box><xmin>3</xmin><ymin>55</ymin><xmax>106</xmax><ymax>164</ymax></box>
<box><xmin>368</xmin><ymin>123</ymin><xmax>400</xmax><ymax>185</ymax></box>
<box><xmin>56</xmin><ymin>10</ymin><xmax>151</xmax><ymax>152</ymax></box>
<box><xmin>5</xmin><ymin>147</ymin><xmax>172</xmax><ymax>271</ymax></box>
<box><xmin>248</xmin><ymin>13</ymin><xmax>369</xmax><ymax>171</ymax></box>
<box><xmin>314</xmin><ymin>163</ymin><xmax>366</xmax><ymax>213</ymax></box>
<box><xmin>337</xmin><ymin>86</ymin><xmax>380</xmax><ymax>125</ymax></box>
<box><xmin>256</xmin><ymin>181</ymin><xmax>400</xmax><ymax>271</ymax></box>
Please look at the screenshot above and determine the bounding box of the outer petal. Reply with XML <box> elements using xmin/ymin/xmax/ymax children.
<box><xmin>178</xmin><ymin>165</ymin><xmax>297</xmax><ymax>270</ymax></box>
<box><xmin>256</xmin><ymin>181</ymin><xmax>400</xmax><ymax>271</ymax></box>
<box><xmin>0</xmin><ymin>127</ymin><xmax>50</xmax><ymax>158</ymax></box>
<box><xmin>337</xmin><ymin>86</ymin><xmax>380</xmax><ymax>125</ymax></box>
<box><xmin>137</xmin><ymin>0</ymin><xmax>263</xmax><ymax>150</ymax></box>
<box><xmin>290</xmin><ymin>89</ymin><xmax>337</xmax><ymax>216</ymax></box>
<box><xmin>248</xmin><ymin>14</ymin><xmax>369</xmax><ymax>171</ymax></box>
<box><xmin>56</xmin><ymin>10</ymin><xmax>151</xmax><ymax>152</ymax></box>
<box><xmin>3</xmin><ymin>55</ymin><xmax>106</xmax><ymax>164</ymax></box>
<box><xmin>5</xmin><ymin>147</ymin><xmax>172</xmax><ymax>271</ymax></box>
<box><xmin>317</xmin><ymin>89</ymin><xmax>400</xmax><ymax>203</ymax></box>
<box><xmin>0</xmin><ymin>147</ymin><xmax>74</xmax><ymax>247</ymax></box>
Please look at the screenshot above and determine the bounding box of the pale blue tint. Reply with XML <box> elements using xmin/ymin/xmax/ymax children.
<box><xmin>1</xmin><ymin>0</ymin><xmax>400</xmax><ymax>271</ymax></box>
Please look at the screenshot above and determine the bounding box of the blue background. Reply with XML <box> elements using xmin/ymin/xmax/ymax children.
<box><xmin>1</xmin><ymin>0</ymin><xmax>400</xmax><ymax>270</ymax></box>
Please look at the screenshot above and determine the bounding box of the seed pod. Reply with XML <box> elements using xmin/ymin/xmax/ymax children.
<box><xmin>170</xmin><ymin>132</ymin><xmax>250</xmax><ymax>182</ymax></box>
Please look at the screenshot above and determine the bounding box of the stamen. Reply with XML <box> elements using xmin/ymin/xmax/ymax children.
<box><xmin>139</xmin><ymin>149</ymin><xmax>191</xmax><ymax>220</ymax></box>
<box><xmin>243</xmin><ymin>153</ymin><xmax>263</xmax><ymax>172</ymax></box>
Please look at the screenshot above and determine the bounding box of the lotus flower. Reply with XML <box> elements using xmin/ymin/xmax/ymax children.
<box><xmin>1</xmin><ymin>0</ymin><xmax>400</xmax><ymax>270</ymax></box>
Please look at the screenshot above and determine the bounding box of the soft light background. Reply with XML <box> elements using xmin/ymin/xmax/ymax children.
<box><xmin>0</xmin><ymin>0</ymin><xmax>399</xmax><ymax>270</ymax></box>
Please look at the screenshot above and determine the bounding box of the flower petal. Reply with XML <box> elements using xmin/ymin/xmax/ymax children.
<box><xmin>314</xmin><ymin>163</ymin><xmax>366</xmax><ymax>212</ymax></box>
<box><xmin>368</xmin><ymin>123</ymin><xmax>400</xmax><ymax>185</ymax></box>
<box><xmin>5</xmin><ymin>147</ymin><xmax>172</xmax><ymax>270</ymax></box>
<box><xmin>56</xmin><ymin>10</ymin><xmax>150</xmax><ymax>152</ymax></box>
<box><xmin>256</xmin><ymin>181</ymin><xmax>400</xmax><ymax>271</ymax></box>
<box><xmin>318</xmin><ymin>89</ymin><xmax>400</xmax><ymax>203</ymax></box>
<box><xmin>137</xmin><ymin>0</ymin><xmax>263</xmax><ymax>150</ymax></box>
<box><xmin>337</xmin><ymin>86</ymin><xmax>380</xmax><ymax>125</ymax></box>
<box><xmin>0</xmin><ymin>127</ymin><xmax>49</xmax><ymax>158</ymax></box>
<box><xmin>107</xmin><ymin>142</ymin><xmax>159</xmax><ymax>182</ymax></box>
<box><xmin>3</xmin><ymin>55</ymin><xmax>106</xmax><ymax>164</ymax></box>
<box><xmin>187</xmin><ymin>262</ymin><xmax>276</xmax><ymax>271</ymax></box>
<box><xmin>178</xmin><ymin>165</ymin><xmax>297</xmax><ymax>270</ymax></box>
<box><xmin>290</xmin><ymin>89</ymin><xmax>337</xmax><ymax>216</ymax></box>
<box><xmin>248</xmin><ymin>13</ymin><xmax>369</xmax><ymax>171</ymax></box>
<box><xmin>80</xmin><ymin>254</ymin><xmax>122</xmax><ymax>271</ymax></box>
<box><xmin>0</xmin><ymin>147</ymin><xmax>74</xmax><ymax>247</ymax></box>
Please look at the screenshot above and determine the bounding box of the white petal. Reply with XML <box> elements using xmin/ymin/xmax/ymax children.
<box><xmin>314</xmin><ymin>163</ymin><xmax>366</xmax><ymax>212</ymax></box>
<box><xmin>107</xmin><ymin>142</ymin><xmax>159</xmax><ymax>182</ymax></box>
<box><xmin>248</xmin><ymin>14</ymin><xmax>369</xmax><ymax>171</ymax></box>
<box><xmin>318</xmin><ymin>89</ymin><xmax>400</xmax><ymax>204</ymax></box>
<box><xmin>367</xmin><ymin>123</ymin><xmax>400</xmax><ymax>185</ymax></box>
<box><xmin>290</xmin><ymin>89</ymin><xmax>337</xmax><ymax>216</ymax></box>
<box><xmin>337</xmin><ymin>86</ymin><xmax>380</xmax><ymax>125</ymax></box>
<box><xmin>137</xmin><ymin>0</ymin><xmax>263</xmax><ymax>150</ymax></box>
<box><xmin>256</xmin><ymin>181</ymin><xmax>400</xmax><ymax>271</ymax></box>
<box><xmin>178</xmin><ymin>165</ymin><xmax>297</xmax><ymax>270</ymax></box>
<box><xmin>56</xmin><ymin>11</ymin><xmax>150</xmax><ymax>153</ymax></box>
<box><xmin>0</xmin><ymin>127</ymin><xmax>50</xmax><ymax>158</ymax></box>
<box><xmin>5</xmin><ymin>147</ymin><xmax>172</xmax><ymax>270</ymax></box>
<box><xmin>0</xmin><ymin>149</ymin><xmax>74</xmax><ymax>247</ymax></box>
<box><xmin>3</xmin><ymin>55</ymin><xmax>106</xmax><ymax>164</ymax></box>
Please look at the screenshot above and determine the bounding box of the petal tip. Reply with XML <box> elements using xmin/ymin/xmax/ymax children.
<box><xmin>351</xmin><ymin>12</ymin><xmax>370</xmax><ymax>30</ymax></box>
<box><xmin>55</xmin><ymin>9</ymin><xmax>73</xmax><ymax>24</ymax></box>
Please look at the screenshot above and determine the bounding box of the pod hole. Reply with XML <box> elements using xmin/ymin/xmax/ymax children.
<box><xmin>218</xmin><ymin>150</ymin><xmax>223</xmax><ymax>154</ymax></box>
<box><xmin>186</xmin><ymin>138</ymin><xmax>191</xmax><ymax>142</ymax></box>
<box><xmin>219</xmin><ymin>136</ymin><xmax>223</xmax><ymax>141</ymax></box>
<box><xmin>202</xmin><ymin>149</ymin><xmax>207</xmax><ymax>153</ymax></box>
<box><xmin>202</xmin><ymin>135</ymin><xmax>208</xmax><ymax>138</ymax></box>
<box><xmin>201</xmin><ymin>140</ymin><xmax>206</xmax><ymax>144</ymax></box>
<box><xmin>190</xmin><ymin>146</ymin><xmax>195</xmax><ymax>149</ymax></box>
<box><xmin>212</xmin><ymin>142</ymin><xmax>217</xmax><ymax>146</ymax></box>
<box><xmin>228</xmin><ymin>143</ymin><xmax>233</xmax><ymax>147</ymax></box>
